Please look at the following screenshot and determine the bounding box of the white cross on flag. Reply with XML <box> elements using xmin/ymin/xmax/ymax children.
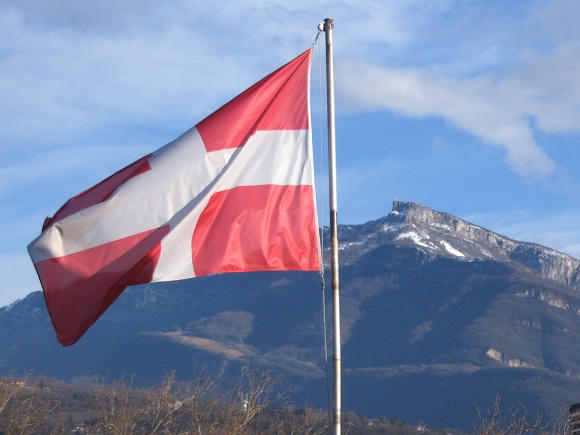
<box><xmin>28</xmin><ymin>49</ymin><xmax>321</xmax><ymax>346</ymax></box>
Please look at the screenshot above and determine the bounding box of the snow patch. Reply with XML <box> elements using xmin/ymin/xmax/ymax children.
<box><xmin>430</xmin><ymin>221</ymin><xmax>453</xmax><ymax>232</ymax></box>
<box><xmin>396</xmin><ymin>231</ymin><xmax>432</xmax><ymax>249</ymax></box>
<box><xmin>396</xmin><ymin>232</ymin><xmax>422</xmax><ymax>243</ymax></box>
<box><xmin>338</xmin><ymin>241</ymin><xmax>364</xmax><ymax>250</ymax></box>
<box><xmin>397</xmin><ymin>207</ymin><xmax>409</xmax><ymax>217</ymax></box>
<box><xmin>440</xmin><ymin>241</ymin><xmax>465</xmax><ymax>257</ymax></box>
<box><xmin>382</xmin><ymin>223</ymin><xmax>402</xmax><ymax>233</ymax></box>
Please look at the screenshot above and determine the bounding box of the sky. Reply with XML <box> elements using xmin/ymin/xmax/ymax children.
<box><xmin>1</xmin><ymin>0</ymin><xmax>580</xmax><ymax>308</ymax></box>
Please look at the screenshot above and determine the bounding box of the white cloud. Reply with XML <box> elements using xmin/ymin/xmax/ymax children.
<box><xmin>336</xmin><ymin>60</ymin><xmax>566</xmax><ymax>179</ymax></box>
<box><xmin>333</xmin><ymin>1</ymin><xmax>580</xmax><ymax>182</ymax></box>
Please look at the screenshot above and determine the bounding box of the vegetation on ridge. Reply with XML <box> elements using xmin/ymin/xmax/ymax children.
<box><xmin>0</xmin><ymin>370</ymin><xmax>568</xmax><ymax>434</ymax></box>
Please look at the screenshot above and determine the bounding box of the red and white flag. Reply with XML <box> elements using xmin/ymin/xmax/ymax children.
<box><xmin>28</xmin><ymin>49</ymin><xmax>321</xmax><ymax>346</ymax></box>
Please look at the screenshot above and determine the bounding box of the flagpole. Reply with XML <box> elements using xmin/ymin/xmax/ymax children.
<box><xmin>321</xmin><ymin>17</ymin><xmax>342</xmax><ymax>435</ymax></box>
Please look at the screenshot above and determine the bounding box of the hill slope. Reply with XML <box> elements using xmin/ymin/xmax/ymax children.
<box><xmin>2</xmin><ymin>200</ymin><xmax>580</xmax><ymax>430</ymax></box>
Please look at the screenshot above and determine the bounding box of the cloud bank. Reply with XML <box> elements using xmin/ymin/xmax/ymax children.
<box><xmin>336</xmin><ymin>1</ymin><xmax>580</xmax><ymax>181</ymax></box>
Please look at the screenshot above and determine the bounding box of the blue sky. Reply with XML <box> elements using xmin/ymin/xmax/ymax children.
<box><xmin>1</xmin><ymin>0</ymin><xmax>580</xmax><ymax>307</ymax></box>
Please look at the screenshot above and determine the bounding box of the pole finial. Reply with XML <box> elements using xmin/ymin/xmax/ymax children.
<box><xmin>324</xmin><ymin>18</ymin><xmax>334</xmax><ymax>31</ymax></box>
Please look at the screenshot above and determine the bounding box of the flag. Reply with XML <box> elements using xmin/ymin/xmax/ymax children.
<box><xmin>28</xmin><ymin>49</ymin><xmax>320</xmax><ymax>346</ymax></box>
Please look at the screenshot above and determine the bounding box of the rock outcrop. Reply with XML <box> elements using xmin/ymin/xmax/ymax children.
<box><xmin>332</xmin><ymin>200</ymin><xmax>580</xmax><ymax>290</ymax></box>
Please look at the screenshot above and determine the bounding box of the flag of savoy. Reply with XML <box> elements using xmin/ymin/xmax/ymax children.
<box><xmin>28</xmin><ymin>49</ymin><xmax>320</xmax><ymax>346</ymax></box>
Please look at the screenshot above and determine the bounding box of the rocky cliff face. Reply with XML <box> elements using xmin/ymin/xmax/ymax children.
<box><xmin>331</xmin><ymin>200</ymin><xmax>580</xmax><ymax>290</ymax></box>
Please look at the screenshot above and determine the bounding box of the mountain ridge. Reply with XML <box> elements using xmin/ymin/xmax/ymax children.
<box><xmin>2</xmin><ymin>200</ymin><xmax>580</xmax><ymax>430</ymax></box>
<box><xmin>332</xmin><ymin>200</ymin><xmax>579</xmax><ymax>290</ymax></box>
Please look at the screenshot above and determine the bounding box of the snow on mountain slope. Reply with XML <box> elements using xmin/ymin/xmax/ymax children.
<box><xmin>324</xmin><ymin>200</ymin><xmax>580</xmax><ymax>290</ymax></box>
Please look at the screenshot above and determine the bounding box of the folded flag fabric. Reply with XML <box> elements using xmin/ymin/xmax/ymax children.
<box><xmin>28</xmin><ymin>49</ymin><xmax>320</xmax><ymax>346</ymax></box>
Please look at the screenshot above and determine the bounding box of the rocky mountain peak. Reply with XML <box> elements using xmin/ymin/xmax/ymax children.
<box><xmin>333</xmin><ymin>200</ymin><xmax>580</xmax><ymax>290</ymax></box>
<box><xmin>387</xmin><ymin>199</ymin><xmax>510</xmax><ymax>257</ymax></box>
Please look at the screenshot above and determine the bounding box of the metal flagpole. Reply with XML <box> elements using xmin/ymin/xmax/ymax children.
<box><xmin>320</xmin><ymin>17</ymin><xmax>342</xmax><ymax>435</ymax></box>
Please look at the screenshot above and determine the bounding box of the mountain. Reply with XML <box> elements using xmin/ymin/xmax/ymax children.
<box><xmin>2</xmin><ymin>200</ymin><xmax>580</xmax><ymax>430</ymax></box>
